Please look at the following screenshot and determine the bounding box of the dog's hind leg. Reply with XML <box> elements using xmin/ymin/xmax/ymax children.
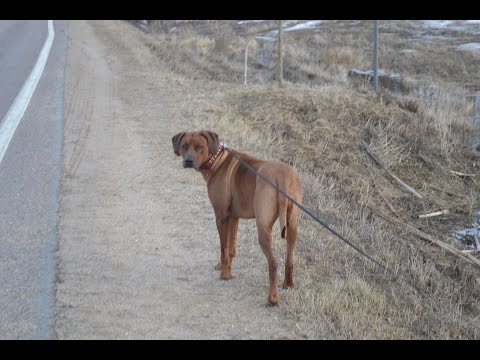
<box><xmin>257</xmin><ymin>224</ymin><xmax>279</xmax><ymax>305</ymax></box>
<box><xmin>283</xmin><ymin>204</ymin><xmax>300</xmax><ymax>289</ymax></box>
<box><xmin>254</xmin><ymin>185</ymin><xmax>280</xmax><ymax>305</ymax></box>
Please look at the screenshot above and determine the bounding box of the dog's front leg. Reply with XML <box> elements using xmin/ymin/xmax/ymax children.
<box><xmin>228</xmin><ymin>217</ymin><xmax>239</xmax><ymax>261</ymax></box>
<box><xmin>215</xmin><ymin>215</ymin><xmax>233</xmax><ymax>280</ymax></box>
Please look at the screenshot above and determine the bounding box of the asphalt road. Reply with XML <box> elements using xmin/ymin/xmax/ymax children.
<box><xmin>0</xmin><ymin>20</ymin><xmax>67</xmax><ymax>339</ymax></box>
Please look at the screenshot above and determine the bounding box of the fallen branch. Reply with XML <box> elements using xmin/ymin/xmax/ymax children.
<box><xmin>461</xmin><ymin>249</ymin><xmax>479</xmax><ymax>254</ymax></box>
<box><xmin>419</xmin><ymin>209</ymin><xmax>449</xmax><ymax>219</ymax></box>
<box><xmin>449</xmin><ymin>170</ymin><xmax>474</xmax><ymax>177</ymax></box>
<box><xmin>364</xmin><ymin>144</ymin><xmax>423</xmax><ymax>199</ymax></box>
<box><xmin>388</xmin><ymin>171</ymin><xmax>423</xmax><ymax>199</ymax></box>
<box><xmin>375</xmin><ymin>210</ymin><xmax>480</xmax><ymax>268</ymax></box>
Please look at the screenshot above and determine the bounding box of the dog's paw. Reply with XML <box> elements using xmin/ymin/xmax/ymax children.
<box><xmin>220</xmin><ymin>272</ymin><xmax>234</xmax><ymax>280</ymax></box>
<box><xmin>282</xmin><ymin>280</ymin><xmax>295</xmax><ymax>289</ymax></box>
<box><xmin>267</xmin><ymin>294</ymin><xmax>279</xmax><ymax>306</ymax></box>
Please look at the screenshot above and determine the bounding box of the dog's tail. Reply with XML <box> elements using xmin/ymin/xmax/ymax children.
<box><xmin>278</xmin><ymin>179</ymin><xmax>289</xmax><ymax>239</ymax></box>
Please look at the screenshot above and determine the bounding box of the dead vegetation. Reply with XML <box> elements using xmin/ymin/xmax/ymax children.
<box><xmin>129</xmin><ymin>20</ymin><xmax>480</xmax><ymax>338</ymax></box>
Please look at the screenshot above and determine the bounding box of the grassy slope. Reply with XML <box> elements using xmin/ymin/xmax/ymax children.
<box><xmin>133</xmin><ymin>20</ymin><xmax>480</xmax><ymax>338</ymax></box>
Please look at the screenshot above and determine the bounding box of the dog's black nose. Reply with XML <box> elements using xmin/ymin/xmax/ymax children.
<box><xmin>183</xmin><ymin>158</ymin><xmax>193</xmax><ymax>168</ymax></box>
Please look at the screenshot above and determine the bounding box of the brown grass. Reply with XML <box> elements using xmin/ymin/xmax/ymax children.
<box><xmin>129</xmin><ymin>20</ymin><xmax>480</xmax><ymax>338</ymax></box>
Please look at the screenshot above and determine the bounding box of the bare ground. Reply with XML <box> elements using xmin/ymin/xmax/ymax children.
<box><xmin>55</xmin><ymin>20</ymin><xmax>304</xmax><ymax>339</ymax></box>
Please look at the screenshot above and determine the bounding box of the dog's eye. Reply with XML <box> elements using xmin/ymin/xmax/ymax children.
<box><xmin>182</xmin><ymin>143</ymin><xmax>189</xmax><ymax>151</ymax></box>
<box><xmin>194</xmin><ymin>145</ymin><xmax>203</xmax><ymax>152</ymax></box>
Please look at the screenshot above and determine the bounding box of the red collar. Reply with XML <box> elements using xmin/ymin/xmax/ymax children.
<box><xmin>198</xmin><ymin>144</ymin><xmax>224</xmax><ymax>171</ymax></box>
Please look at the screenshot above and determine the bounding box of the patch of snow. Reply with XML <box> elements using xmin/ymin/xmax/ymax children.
<box><xmin>283</xmin><ymin>20</ymin><xmax>301</xmax><ymax>27</ymax></box>
<box><xmin>254</xmin><ymin>20</ymin><xmax>322</xmax><ymax>42</ymax></box>
<box><xmin>255</xmin><ymin>34</ymin><xmax>276</xmax><ymax>41</ymax></box>
<box><xmin>422</xmin><ymin>20</ymin><xmax>453</xmax><ymax>28</ymax></box>
<box><xmin>414</xmin><ymin>20</ymin><xmax>480</xmax><ymax>35</ymax></box>
<box><xmin>453</xmin><ymin>226</ymin><xmax>478</xmax><ymax>239</ymax></box>
<box><xmin>456</xmin><ymin>42</ymin><xmax>480</xmax><ymax>52</ymax></box>
<box><xmin>400</xmin><ymin>49</ymin><xmax>416</xmax><ymax>54</ymax></box>
<box><xmin>453</xmin><ymin>211</ymin><xmax>480</xmax><ymax>250</ymax></box>
<box><xmin>237</xmin><ymin>20</ymin><xmax>268</xmax><ymax>25</ymax></box>
<box><xmin>408</xmin><ymin>35</ymin><xmax>451</xmax><ymax>43</ymax></box>
<box><xmin>284</xmin><ymin>20</ymin><xmax>322</xmax><ymax>32</ymax></box>
<box><xmin>348</xmin><ymin>68</ymin><xmax>389</xmax><ymax>77</ymax></box>
<box><xmin>453</xmin><ymin>226</ymin><xmax>480</xmax><ymax>250</ymax></box>
<box><xmin>454</xmin><ymin>228</ymin><xmax>477</xmax><ymax>238</ymax></box>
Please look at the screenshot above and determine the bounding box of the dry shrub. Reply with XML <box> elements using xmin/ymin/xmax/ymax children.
<box><xmin>322</xmin><ymin>46</ymin><xmax>363</xmax><ymax>68</ymax></box>
<box><xmin>368</xmin><ymin>121</ymin><xmax>410</xmax><ymax>169</ymax></box>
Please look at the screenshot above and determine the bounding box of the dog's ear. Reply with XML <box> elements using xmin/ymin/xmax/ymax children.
<box><xmin>203</xmin><ymin>131</ymin><xmax>219</xmax><ymax>155</ymax></box>
<box><xmin>172</xmin><ymin>132</ymin><xmax>186</xmax><ymax>156</ymax></box>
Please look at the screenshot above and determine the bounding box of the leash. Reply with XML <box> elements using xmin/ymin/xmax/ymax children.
<box><xmin>222</xmin><ymin>143</ymin><xmax>480</xmax><ymax>332</ymax></box>
<box><xmin>222</xmin><ymin>143</ymin><xmax>395</xmax><ymax>277</ymax></box>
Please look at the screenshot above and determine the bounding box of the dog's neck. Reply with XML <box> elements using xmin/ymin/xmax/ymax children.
<box><xmin>197</xmin><ymin>144</ymin><xmax>225</xmax><ymax>180</ymax></box>
<box><xmin>198</xmin><ymin>146</ymin><xmax>228</xmax><ymax>182</ymax></box>
<box><xmin>198</xmin><ymin>144</ymin><xmax>224</xmax><ymax>171</ymax></box>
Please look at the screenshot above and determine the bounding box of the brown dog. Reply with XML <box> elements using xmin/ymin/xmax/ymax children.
<box><xmin>172</xmin><ymin>130</ymin><xmax>303</xmax><ymax>305</ymax></box>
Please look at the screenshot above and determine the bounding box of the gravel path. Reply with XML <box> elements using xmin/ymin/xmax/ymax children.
<box><xmin>55</xmin><ymin>20</ymin><xmax>301</xmax><ymax>339</ymax></box>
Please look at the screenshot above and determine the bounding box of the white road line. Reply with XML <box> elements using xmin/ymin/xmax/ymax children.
<box><xmin>0</xmin><ymin>20</ymin><xmax>55</xmax><ymax>165</ymax></box>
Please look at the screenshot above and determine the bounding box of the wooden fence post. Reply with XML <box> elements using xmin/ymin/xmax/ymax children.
<box><xmin>373</xmin><ymin>20</ymin><xmax>379</xmax><ymax>91</ymax></box>
<box><xmin>475</xmin><ymin>91</ymin><xmax>480</xmax><ymax>127</ymax></box>
<box><xmin>244</xmin><ymin>44</ymin><xmax>248</xmax><ymax>85</ymax></box>
<box><xmin>277</xmin><ymin>20</ymin><xmax>283</xmax><ymax>86</ymax></box>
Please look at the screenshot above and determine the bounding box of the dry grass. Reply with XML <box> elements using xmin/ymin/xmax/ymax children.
<box><xmin>128</xmin><ymin>20</ymin><xmax>480</xmax><ymax>338</ymax></box>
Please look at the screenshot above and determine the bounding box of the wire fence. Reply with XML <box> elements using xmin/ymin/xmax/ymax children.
<box><xmin>130</xmin><ymin>20</ymin><xmax>480</xmax><ymax>130</ymax></box>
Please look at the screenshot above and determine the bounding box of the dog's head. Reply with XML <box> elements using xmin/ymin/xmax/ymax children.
<box><xmin>172</xmin><ymin>130</ymin><xmax>220</xmax><ymax>169</ymax></box>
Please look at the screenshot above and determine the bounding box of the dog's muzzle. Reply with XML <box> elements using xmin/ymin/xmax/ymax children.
<box><xmin>183</xmin><ymin>156</ymin><xmax>194</xmax><ymax>168</ymax></box>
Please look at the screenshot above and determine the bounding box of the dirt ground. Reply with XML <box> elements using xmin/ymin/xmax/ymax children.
<box><xmin>55</xmin><ymin>20</ymin><xmax>305</xmax><ymax>339</ymax></box>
